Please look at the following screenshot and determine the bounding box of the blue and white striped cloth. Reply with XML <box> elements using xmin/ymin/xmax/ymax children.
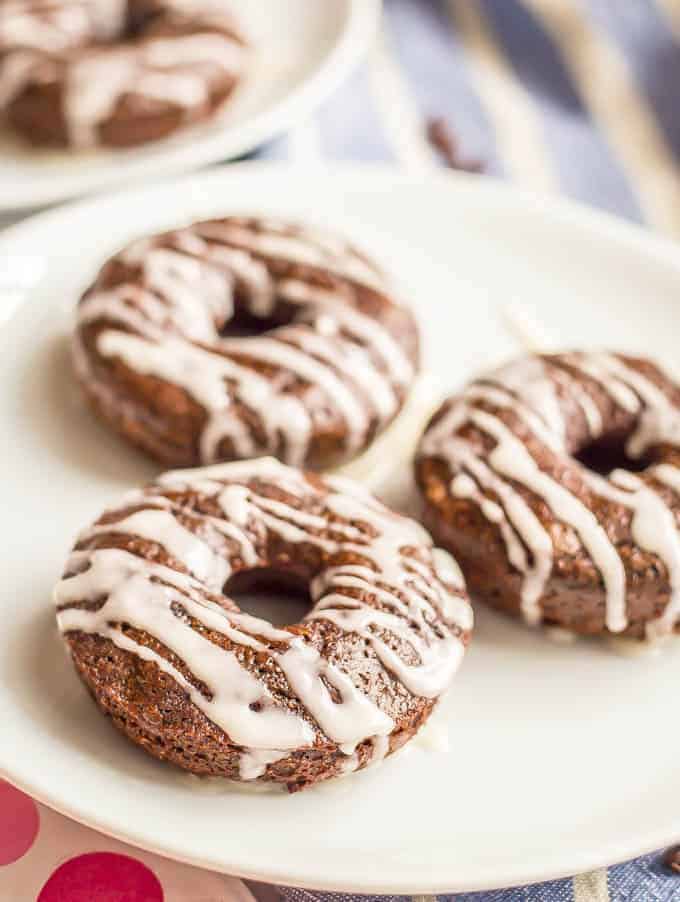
<box><xmin>256</xmin><ymin>0</ymin><xmax>680</xmax><ymax>237</ymax></box>
<box><xmin>279</xmin><ymin>851</ymin><xmax>679</xmax><ymax>902</ymax></box>
<box><xmin>253</xmin><ymin>1</ymin><xmax>680</xmax><ymax>899</ymax></box>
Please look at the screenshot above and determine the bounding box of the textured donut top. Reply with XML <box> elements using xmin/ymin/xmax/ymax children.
<box><xmin>418</xmin><ymin>352</ymin><xmax>680</xmax><ymax>639</ymax></box>
<box><xmin>74</xmin><ymin>216</ymin><xmax>419</xmax><ymax>468</ymax></box>
<box><xmin>54</xmin><ymin>458</ymin><xmax>471</xmax><ymax>779</ymax></box>
<box><xmin>0</xmin><ymin>0</ymin><xmax>247</xmax><ymax>146</ymax></box>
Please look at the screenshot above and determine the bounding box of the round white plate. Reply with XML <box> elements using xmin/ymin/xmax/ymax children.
<box><xmin>0</xmin><ymin>0</ymin><xmax>379</xmax><ymax>211</ymax></box>
<box><xmin>2</xmin><ymin>164</ymin><xmax>680</xmax><ymax>894</ymax></box>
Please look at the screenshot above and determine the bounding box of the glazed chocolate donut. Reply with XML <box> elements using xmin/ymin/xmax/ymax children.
<box><xmin>0</xmin><ymin>0</ymin><xmax>246</xmax><ymax>148</ymax></box>
<box><xmin>54</xmin><ymin>458</ymin><xmax>472</xmax><ymax>791</ymax></box>
<box><xmin>73</xmin><ymin>216</ymin><xmax>419</xmax><ymax>470</ymax></box>
<box><xmin>416</xmin><ymin>352</ymin><xmax>680</xmax><ymax>640</ymax></box>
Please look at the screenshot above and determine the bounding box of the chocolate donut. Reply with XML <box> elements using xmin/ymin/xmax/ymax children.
<box><xmin>0</xmin><ymin>0</ymin><xmax>246</xmax><ymax>148</ymax></box>
<box><xmin>54</xmin><ymin>458</ymin><xmax>472</xmax><ymax>791</ymax></box>
<box><xmin>73</xmin><ymin>216</ymin><xmax>420</xmax><ymax>470</ymax></box>
<box><xmin>416</xmin><ymin>352</ymin><xmax>680</xmax><ymax>640</ymax></box>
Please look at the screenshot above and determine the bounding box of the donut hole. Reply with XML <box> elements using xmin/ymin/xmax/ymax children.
<box><xmin>79</xmin><ymin>2</ymin><xmax>162</xmax><ymax>46</ymax></box>
<box><xmin>126</xmin><ymin>2</ymin><xmax>163</xmax><ymax>38</ymax></box>
<box><xmin>574</xmin><ymin>431</ymin><xmax>653</xmax><ymax>477</ymax></box>
<box><xmin>217</xmin><ymin>300</ymin><xmax>298</xmax><ymax>339</ymax></box>
<box><xmin>103</xmin><ymin>1</ymin><xmax>167</xmax><ymax>44</ymax></box>
<box><xmin>225</xmin><ymin>567</ymin><xmax>311</xmax><ymax>627</ymax></box>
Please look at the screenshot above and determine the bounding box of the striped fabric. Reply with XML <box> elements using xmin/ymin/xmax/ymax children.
<box><xmin>278</xmin><ymin>851</ymin><xmax>680</xmax><ymax>902</ymax></box>
<box><xmin>261</xmin><ymin>2</ymin><xmax>680</xmax><ymax>898</ymax></box>
<box><xmin>256</xmin><ymin>0</ymin><xmax>680</xmax><ymax>236</ymax></box>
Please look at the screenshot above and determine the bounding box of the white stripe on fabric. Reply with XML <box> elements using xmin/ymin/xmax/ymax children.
<box><xmin>287</xmin><ymin>120</ymin><xmax>323</xmax><ymax>166</ymax></box>
<box><xmin>654</xmin><ymin>0</ymin><xmax>680</xmax><ymax>42</ymax></box>
<box><xmin>573</xmin><ymin>868</ymin><xmax>610</xmax><ymax>902</ymax></box>
<box><xmin>368</xmin><ymin>21</ymin><xmax>438</xmax><ymax>172</ymax></box>
<box><xmin>446</xmin><ymin>0</ymin><xmax>556</xmax><ymax>191</ymax></box>
<box><xmin>521</xmin><ymin>0</ymin><xmax>680</xmax><ymax>236</ymax></box>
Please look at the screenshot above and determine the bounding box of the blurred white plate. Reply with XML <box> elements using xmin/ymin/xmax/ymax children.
<box><xmin>0</xmin><ymin>0</ymin><xmax>379</xmax><ymax>211</ymax></box>
<box><xmin>2</xmin><ymin>164</ymin><xmax>680</xmax><ymax>893</ymax></box>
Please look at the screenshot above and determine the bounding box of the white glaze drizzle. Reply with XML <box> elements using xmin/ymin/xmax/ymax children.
<box><xmin>560</xmin><ymin>352</ymin><xmax>640</xmax><ymax>414</ymax></box>
<box><xmin>56</xmin><ymin>459</ymin><xmax>470</xmax><ymax>781</ymax></box>
<box><xmin>193</xmin><ymin>221</ymin><xmax>387</xmax><ymax>295</ymax></box>
<box><xmin>78</xmin><ymin>507</ymin><xmax>230</xmax><ymax>589</ymax></box>
<box><xmin>421</xmin><ymin>352</ymin><xmax>680</xmax><ymax>637</ymax></box>
<box><xmin>583</xmin><ymin>468</ymin><xmax>680</xmax><ymax>641</ymax></box>
<box><xmin>238</xmin><ymin>748</ymin><xmax>287</xmax><ymax>782</ymax></box>
<box><xmin>463</xmin><ymin>382</ymin><xmax>562</xmax><ymax>452</ymax></box>
<box><xmin>0</xmin><ymin>0</ymin><xmax>247</xmax><ymax>147</ymax></box>
<box><xmin>77</xmin><ymin>220</ymin><xmax>415</xmax><ymax>467</ymax></box>
<box><xmin>0</xmin><ymin>1</ymin><xmax>97</xmax><ymax>54</ymax></box>
<box><xmin>652</xmin><ymin>464</ymin><xmax>680</xmax><ymax>494</ymax></box>
<box><xmin>436</xmin><ymin>419</ymin><xmax>552</xmax><ymax>626</ymax></box>
<box><xmin>597</xmin><ymin>354</ymin><xmax>680</xmax><ymax>457</ymax></box>
<box><xmin>482</xmin><ymin>357</ymin><xmax>566</xmax><ymax>446</ymax></box>
<box><xmin>473</xmin><ymin>407</ymin><xmax>627</xmax><ymax>633</ymax></box>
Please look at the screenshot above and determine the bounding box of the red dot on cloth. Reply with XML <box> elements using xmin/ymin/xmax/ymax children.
<box><xmin>38</xmin><ymin>852</ymin><xmax>164</xmax><ymax>902</ymax></box>
<box><xmin>0</xmin><ymin>780</ymin><xmax>40</xmax><ymax>865</ymax></box>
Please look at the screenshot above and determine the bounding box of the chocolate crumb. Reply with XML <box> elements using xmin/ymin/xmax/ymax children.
<box><xmin>663</xmin><ymin>846</ymin><xmax>680</xmax><ymax>873</ymax></box>
<box><xmin>427</xmin><ymin>117</ymin><xmax>457</xmax><ymax>165</ymax></box>
<box><xmin>427</xmin><ymin>117</ymin><xmax>485</xmax><ymax>173</ymax></box>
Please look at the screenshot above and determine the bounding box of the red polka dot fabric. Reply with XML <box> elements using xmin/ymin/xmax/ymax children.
<box><xmin>0</xmin><ymin>782</ymin><xmax>39</xmax><ymax>866</ymax></box>
<box><xmin>0</xmin><ymin>780</ymin><xmax>255</xmax><ymax>902</ymax></box>
<box><xmin>38</xmin><ymin>853</ymin><xmax>164</xmax><ymax>902</ymax></box>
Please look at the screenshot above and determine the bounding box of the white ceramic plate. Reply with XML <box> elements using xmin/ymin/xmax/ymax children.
<box><xmin>2</xmin><ymin>164</ymin><xmax>680</xmax><ymax>894</ymax></box>
<box><xmin>0</xmin><ymin>0</ymin><xmax>379</xmax><ymax>211</ymax></box>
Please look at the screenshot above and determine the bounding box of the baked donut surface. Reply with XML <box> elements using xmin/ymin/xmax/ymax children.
<box><xmin>73</xmin><ymin>216</ymin><xmax>419</xmax><ymax>470</ymax></box>
<box><xmin>54</xmin><ymin>458</ymin><xmax>472</xmax><ymax>791</ymax></box>
<box><xmin>416</xmin><ymin>352</ymin><xmax>680</xmax><ymax>640</ymax></box>
<box><xmin>0</xmin><ymin>0</ymin><xmax>247</xmax><ymax>148</ymax></box>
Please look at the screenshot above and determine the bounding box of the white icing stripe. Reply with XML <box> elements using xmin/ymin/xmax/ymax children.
<box><xmin>452</xmin><ymin>436</ymin><xmax>552</xmax><ymax>626</ymax></box>
<box><xmin>161</xmin><ymin>456</ymin><xmax>291</xmax><ymax>484</ymax></box>
<box><xmin>483</xmin><ymin>357</ymin><xmax>565</xmax><ymax>445</ymax></box>
<box><xmin>140</xmin><ymin>247</ymin><xmax>233</xmax><ymax>341</ymax></box>
<box><xmin>144</xmin><ymin>33</ymin><xmax>244</xmax><ymax>69</ymax></box>
<box><xmin>276</xmin><ymin>641</ymin><xmax>394</xmax><ymax>748</ymax></box>
<box><xmin>564</xmin><ymin>352</ymin><xmax>680</xmax><ymax>456</ymax></box>
<box><xmin>423</xmin><ymin>393</ymin><xmax>555</xmax><ymax>626</ymax></box>
<box><xmin>562</xmin><ymin>353</ymin><xmax>641</xmax><ymax>414</ymax></box>
<box><xmin>206</xmin><ymin>244</ymin><xmax>273</xmax><ymax>317</ymax></box>
<box><xmin>452</xmin><ymin>473</ymin><xmax>504</xmax><ymax>524</ymax></box>
<box><xmin>96</xmin><ymin>328</ymin><xmax>312</xmax><ymax>464</ymax></box>
<box><xmin>56</xmin><ymin>461</ymin><xmax>471</xmax><ymax>779</ymax></box>
<box><xmin>80</xmin><ymin>508</ymin><xmax>229</xmax><ymax>589</ymax></box>
<box><xmin>463</xmin><ymin>383</ymin><xmax>562</xmax><ymax>452</ymax></box>
<box><xmin>277</xmin><ymin>278</ymin><xmax>414</xmax><ymax>385</ymax></box>
<box><xmin>431</xmin><ymin>547</ymin><xmax>466</xmax><ymax>591</ymax></box>
<box><xmin>574</xmin><ymin>387</ymin><xmax>603</xmax><ymax>437</ymax></box>
<box><xmin>595</xmin><ymin>354</ymin><xmax>680</xmax><ymax>457</ymax></box>
<box><xmin>308</xmin><ymin>596</ymin><xmax>464</xmax><ymax>698</ymax></box>
<box><xmin>470</xmin><ymin>408</ymin><xmax>627</xmax><ymax>633</ymax></box>
<box><xmin>280</xmin><ymin>325</ymin><xmax>397</xmax><ymax>424</ymax></box>
<box><xmin>585</xmin><ymin>467</ymin><xmax>680</xmax><ymax>641</ymax></box>
<box><xmin>194</xmin><ymin>222</ymin><xmax>387</xmax><ymax>295</ymax></box>
<box><xmin>222</xmin><ymin>335</ymin><xmax>370</xmax><ymax>451</ymax></box>
<box><xmin>239</xmin><ymin>748</ymin><xmax>287</xmax><ymax>781</ymax></box>
<box><xmin>0</xmin><ymin>50</ymin><xmax>40</xmax><ymax>105</ymax></box>
<box><xmin>0</xmin><ymin>2</ymin><xmax>101</xmax><ymax>53</ymax></box>
<box><xmin>653</xmin><ymin>464</ymin><xmax>680</xmax><ymax>494</ymax></box>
